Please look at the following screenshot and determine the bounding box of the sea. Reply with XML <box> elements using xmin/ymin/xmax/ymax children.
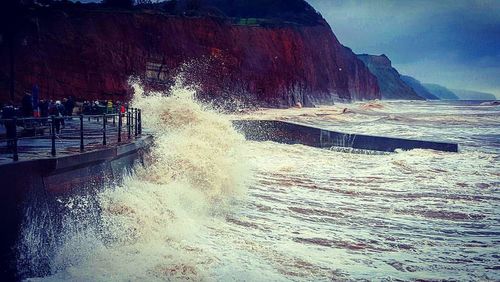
<box><xmin>24</xmin><ymin>83</ymin><xmax>499</xmax><ymax>281</ymax></box>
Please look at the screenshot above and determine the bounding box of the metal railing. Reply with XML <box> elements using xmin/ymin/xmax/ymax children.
<box><xmin>0</xmin><ymin>107</ymin><xmax>142</xmax><ymax>162</ymax></box>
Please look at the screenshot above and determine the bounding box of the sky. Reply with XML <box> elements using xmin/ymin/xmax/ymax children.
<box><xmin>306</xmin><ymin>0</ymin><xmax>500</xmax><ymax>97</ymax></box>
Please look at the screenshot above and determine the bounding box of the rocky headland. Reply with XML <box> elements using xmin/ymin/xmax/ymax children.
<box><xmin>422</xmin><ymin>83</ymin><xmax>460</xmax><ymax>100</ymax></box>
<box><xmin>400</xmin><ymin>75</ymin><xmax>439</xmax><ymax>100</ymax></box>
<box><xmin>357</xmin><ymin>54</ymin><xmax>424</xmax><ymax>100</ymax></box>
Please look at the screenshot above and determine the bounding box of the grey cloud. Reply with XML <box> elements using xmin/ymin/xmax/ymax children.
<box><xmin>307</xmin><ymin>0</ymin><xmax>500</xmax><ymax>97</ymax></box>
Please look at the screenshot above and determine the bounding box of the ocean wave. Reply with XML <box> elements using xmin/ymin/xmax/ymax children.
<box><xmin>25</xmin><ymin>78</ymin><xmax>251</xmax><ymax>281</ymax></box>
<box><xmin>359</xmin><ymin>100</ymin><xmax>385</xmax><ymax>110</ymax></box>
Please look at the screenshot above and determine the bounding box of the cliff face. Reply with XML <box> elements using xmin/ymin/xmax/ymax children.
<box><xmin>357</xmin><ymin>54</ymin><xmax>423</xmax><ymax>100</ymax></box>
<box><xmin>422</xmin><ymin>84</ymin><xmax>459</xmax><ymax>100</ymax></box>
<box><xmin>0</xmin><ymin>9</ymin><xmax>380</xmax><ymax>107</ymax></box>
<box><xmin>400</xmin><ymin>75</ymin><xmax>439</xmax><ymax>100</ymax></box>
<box><xmin>451</xmin><ymin>89</ymin><xmax>497</xmax><ymax>100</ymax></box>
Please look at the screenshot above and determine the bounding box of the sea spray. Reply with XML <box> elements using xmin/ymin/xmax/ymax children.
<box><xmin>25</xmin><ymin>79</ymin><xmax>251</xmax><ymax>281</ymax></box>
<box><xmin>20</xmin><ymin>96</ymin><xmax>499</xmax><ymax>281</ymax></box>
<box><xmin>130</xmin><ymin>77</ymin><xmax>249</xmax><ymax>200</ymax></box>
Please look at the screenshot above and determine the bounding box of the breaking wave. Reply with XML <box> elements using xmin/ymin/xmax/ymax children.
<box><xmin>19</xmin><ymin>93</ymin><xmax>499</xmax><ymax>281</ymax></box>
<box><xmin>359</xmin><ymin>100</ymin><xmax>385</xmax><ymax>110</ymax></box>
<box><xmin>30</xmin><ymin>79</ymin><xmax>250</xmax><ymax>281</ymax></box>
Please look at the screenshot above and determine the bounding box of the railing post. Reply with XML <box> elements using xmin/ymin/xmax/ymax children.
<box><xmin>103</xmin><ymin>113</ymin><xmax>107</xmax><ymax>146</ymax></box>
<box><xmin>127</xmin><ymin>109</ymin><xmax>131</xmax><ymax>140</ymax></box>
<box><xmin>130</xmin><ymin>107</ymin><xmax>133</xmax><ymax>133</ymax></box>
<box><xmin>13</xmin><ymin>118</ymin><xmax>18</xmax><ymax>161</ymax></box>
<box><xmin>51</xmin><ymin>116</ymin><xmax>56</xmax><ymax>156</ymax></box>
<box><xmin>134</xmin><ymin>108</ymin><xmax>138</xmax><ymax>137</ymax></box>
<box><xmin>80</xmin><ymin>114</ymin><xmax>84</xmax><ymax>152</ymax></box>
<box><xmin>138</xmin><ymin>109</ymin><xmax>142</xmax><ymax>135</ymax></box>
<box><xmin>113</xmin><ymin>113</ymin><xmax>116</xmax><ymax>127</ymax></box>
<box><xmin>118</xmin><ymin>111</ymin><xmax>122</xmax><ymax>143</ymax></box>
<box><xmin>126</xmin><ymin>106</ymin><xmax>129</xmax><ymax>126</ymax></box>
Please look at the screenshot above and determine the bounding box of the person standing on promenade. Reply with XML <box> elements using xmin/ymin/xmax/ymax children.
<box><xmin>32</xmin><ymin>84</ymin><xmax>40</xmax><ymax>117</ymax></box>
<box><xmin>107</xmin><ymin>100</ymin><xmax>113</xmax><ymax>114</ymax></box>
<box><xmin>51</xmin><ymin>101</ymin><xmax>65</xmax><ymax>134</ymax></box>
<box><xmin>39</xmin><ymin>99</ymin><xmax>49</xmax><ymax>125</ymax></box>
<box><xmin>65</xmin><ymin>96</ymin><xmax>75</xmax><ymax>117</ymax></box>
<box><xmin>1</xmin><ymin>101</ymin><xmax>17</xmax><ymax>151</ymax></box>
<box><xmin>21</xmin><ymin>92</ymin><xmax>33</xmax><ymax>117</ymax></box>
<box><xmin>62</xmin><ymin>98</ymin><xmax>68</xmax><ymax>115</ymax></box>
<box><xmin>39</xmin><ymin>100</ymin><xmax>48</xmax><ymax>117</ymax></box>
<box><xmin>82</xmin><ymin>101</ymin><xmax>91</xmax><ymax>115</ymax></box>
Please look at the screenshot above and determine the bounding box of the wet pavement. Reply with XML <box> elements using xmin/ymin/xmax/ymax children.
<box><xmin>0</xmin><ymin>116</ymin><xmax>140</xmax><ymax>164</ymax></box>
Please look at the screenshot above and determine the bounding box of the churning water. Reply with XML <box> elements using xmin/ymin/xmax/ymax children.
<box><xmin>25</xmin><ymin>85</ymin><xmax>499</xmax><ymax>281</ymax></box>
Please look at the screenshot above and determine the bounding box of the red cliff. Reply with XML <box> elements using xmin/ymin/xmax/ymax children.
<box><xmin>0</xmin><ymin>8</ymin><xmax>380</xmax><ymax>107</ymax></box>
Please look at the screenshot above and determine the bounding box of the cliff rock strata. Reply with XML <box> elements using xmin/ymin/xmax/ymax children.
<box><xmin>0</xmin><ymin>9</ymin><xmax>380</xmax><ymax>107</ymax></box>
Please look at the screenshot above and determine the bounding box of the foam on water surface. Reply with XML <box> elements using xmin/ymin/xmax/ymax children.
<box><xmin>23</xmin><ymin>90</ymin><xmax>499</xmax><ymax>281</ymax></box>
<box><xmin>26</xmin><ymin>79</ymin><xmax>250</xmax><ymax>281</ymax></box>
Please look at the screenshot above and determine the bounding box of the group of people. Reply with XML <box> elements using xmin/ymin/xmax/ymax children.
<box><xmin>81</xmin><ymin>100</ymin><xmax>127</xmax><ymax>115</ymax></box>
<box><xmin>1</xmin><ymin>85</ymin><xmax>127</xmax><ymax>140</ymax></box>
<box><xmin>1</xmin><ymin>95</ymin><xmax>74</xmax><ymax>136</ymax></box>
<box><xmin>21</xmin><ymin>92</ymin><xmax>75</xmax><ymax>119</ymax></box>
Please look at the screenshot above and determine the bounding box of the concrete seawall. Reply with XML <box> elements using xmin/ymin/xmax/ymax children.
<box><xmin>0</xmin><ymin>135</ymin><xmax>153</xmax><ymax>280</ymax></box>
<box><xmin>233</xmin><ymin>120</ymin><xmax>458</xmax><ymax>153</ymax></box>
<box><xmin>1</xmin><ymin>119</ymin><xmax>458</xmax><ymax>279</ymax></box>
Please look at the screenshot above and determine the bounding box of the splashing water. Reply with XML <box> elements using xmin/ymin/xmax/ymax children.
<box><xmin>28</xmin><ymin>80</ymin><xmax>250</xmax><ymax>281</ymax></box>
<box><xmin>22</xmin><ymin>94</ymin><xmax>499</xmax><ymax>281</ymax></box>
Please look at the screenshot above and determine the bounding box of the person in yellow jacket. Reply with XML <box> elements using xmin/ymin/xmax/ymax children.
<box><xmin>107</xmin><ymin>100</ymin><xmax>113</xmax><ymax>114</ymax></box>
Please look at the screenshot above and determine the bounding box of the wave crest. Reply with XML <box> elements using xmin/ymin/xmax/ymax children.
<box><xmin>29</xmin><ymin>78</ymin><xmax>250</xmax><ymax>280</ymax></box>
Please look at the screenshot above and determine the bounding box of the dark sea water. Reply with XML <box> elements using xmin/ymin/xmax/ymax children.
<box><xmin>26</xmin><ymin>96</ymin><xmax>499</xmax><ymax>281</ymax></box>
<box><xmin>222</xmin><ymin>100</ymin><xmax>500</xmax><ymax>280</ymax></box>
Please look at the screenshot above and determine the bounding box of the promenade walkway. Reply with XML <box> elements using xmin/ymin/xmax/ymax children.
<box><xmin>0</xmin><ymin>111</ymin><xmax>142</xmax><ymax>164</ymax></box>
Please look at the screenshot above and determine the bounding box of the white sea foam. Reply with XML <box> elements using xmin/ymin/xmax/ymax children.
<box><xmin>28</xmin><ymin>79</ymin><xmax>250</xmax><ymax>281</ymax></box>
<box><xmin>23</xmin><ymin>95</ymin><xmax>500</xmax><ymax>281</ymax></box>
